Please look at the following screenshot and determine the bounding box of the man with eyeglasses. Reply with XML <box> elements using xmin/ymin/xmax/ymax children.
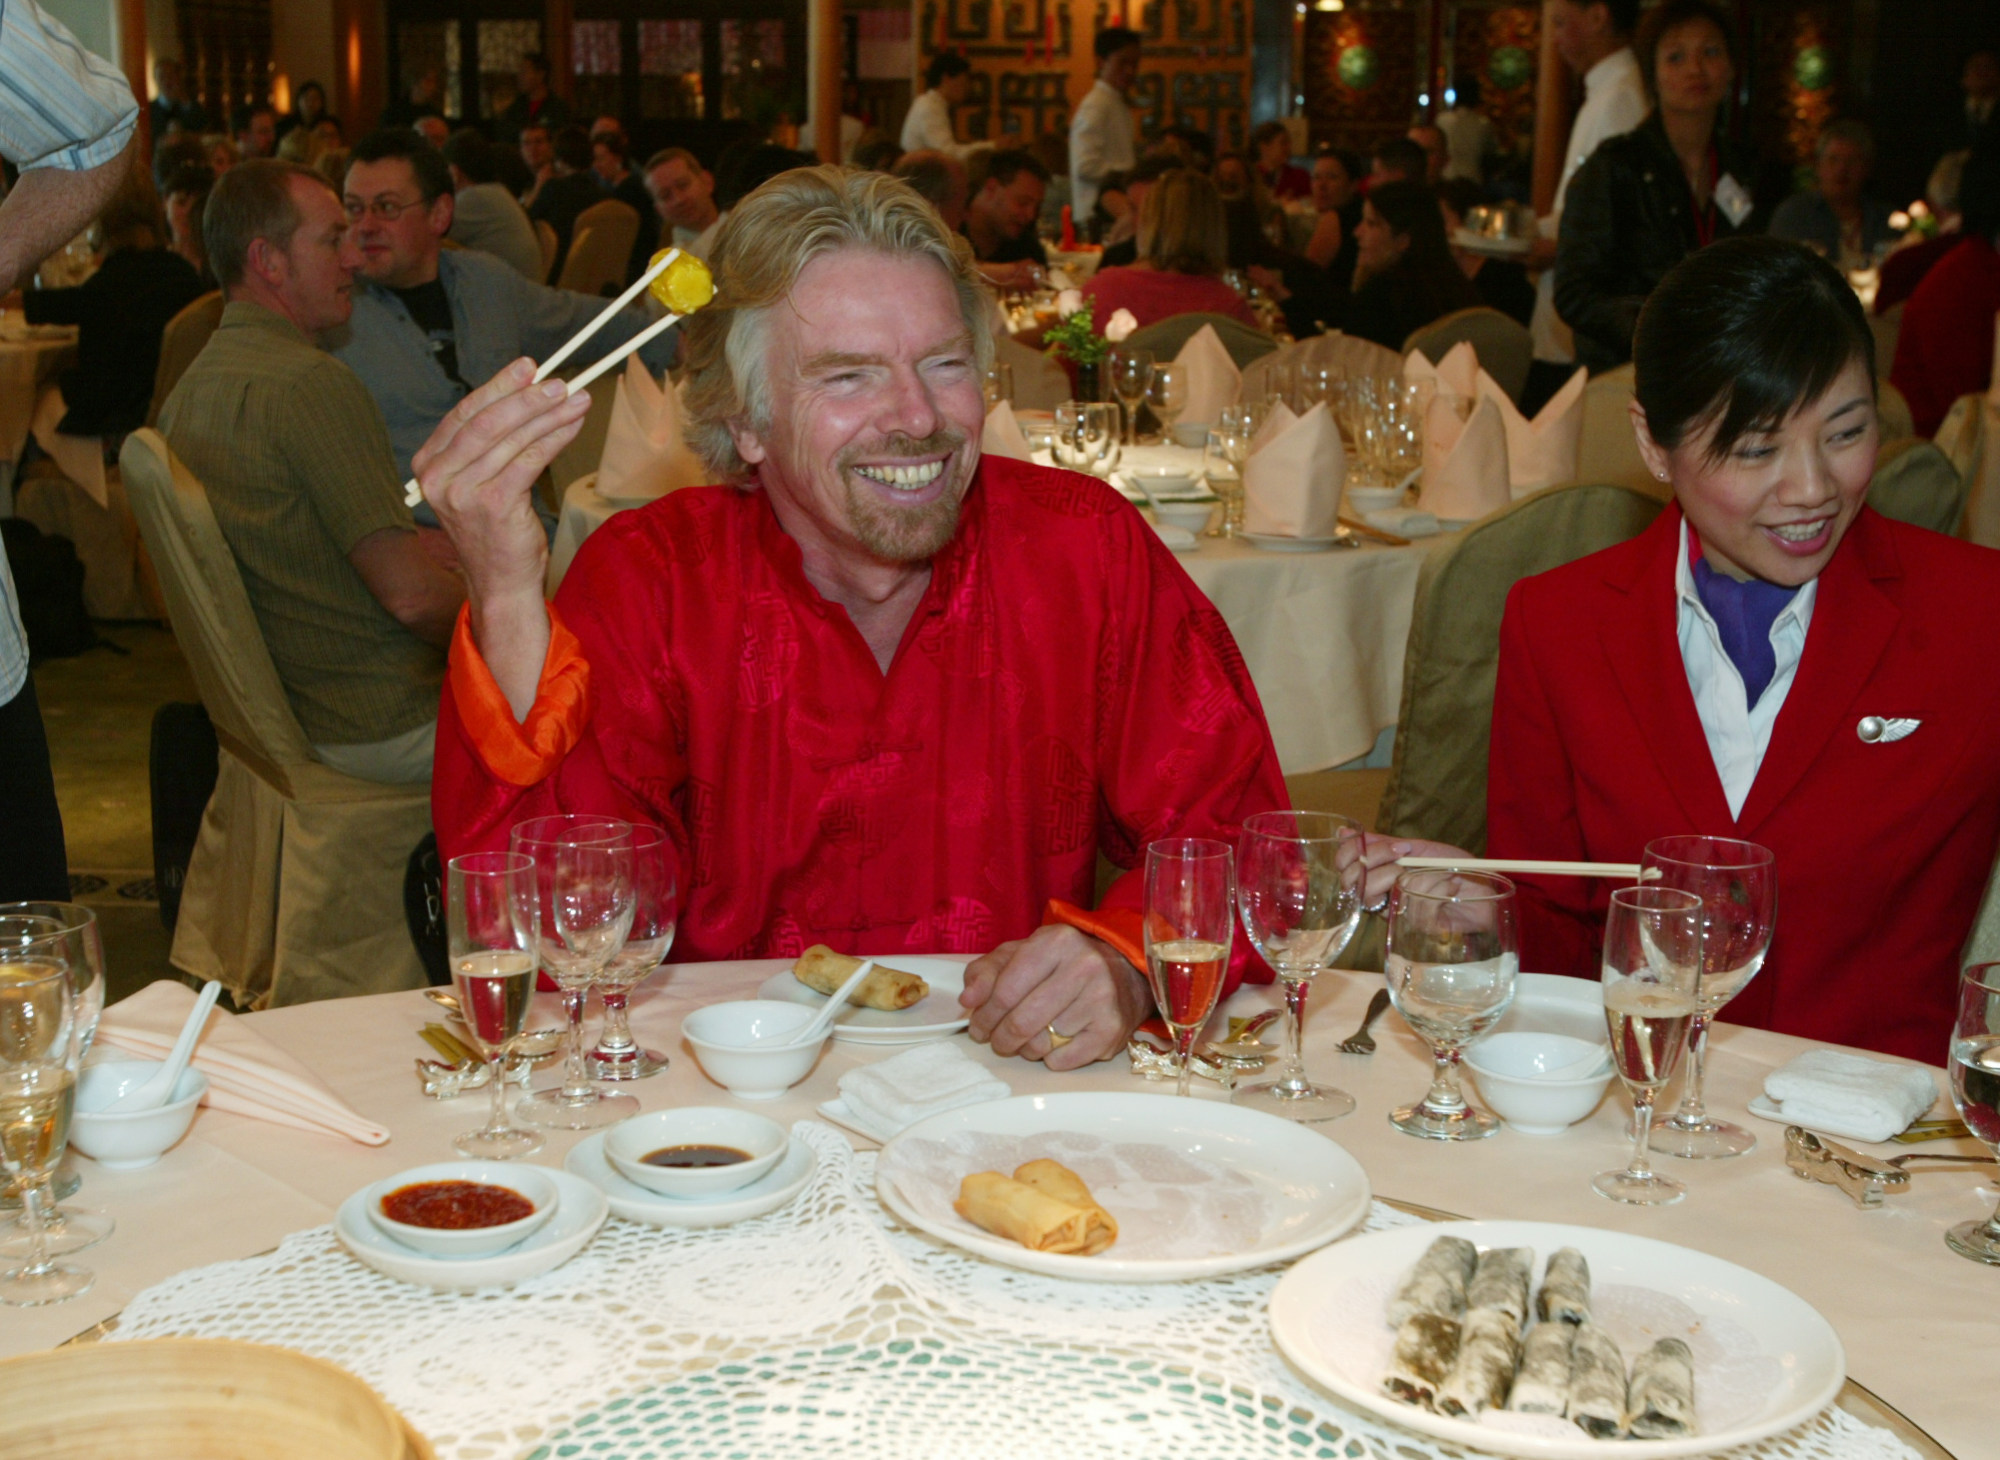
<box><xmin>325</xmin><ymin>129</ymin><xmax>677</xmax><ymax>511</ymax></box>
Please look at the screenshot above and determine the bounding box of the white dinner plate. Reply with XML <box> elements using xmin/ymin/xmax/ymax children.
<box><xmin>875</xmin><ymin>1091</ymin><xmax>1371</xmax><ymax>1283</ymax></box>
<box><xmin>566</xmin><ymin>1130</ymin><xmax>817</xmax><ymax>1227</ymax></box>
<box><xmin>334</xmin><ymin>1166</ymin><xmax>606</xmax><ymax>1291</ymax></box>
<box><xmin>1242</xmin><ymin>532</ymin><xmax>1338</xmax><ymax>553</ymax></box>
<box><xmin>756</xmin><ymin>957</ymin><xmax>969</xmax><ymax>1044</ymax></box>
<box><xmin>1268</xmin><ymin>1219</ymin><xmax>1845</xmax><ymax>1459</ymax></box>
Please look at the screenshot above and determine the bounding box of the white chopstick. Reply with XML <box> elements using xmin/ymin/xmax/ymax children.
<box><xmin>402</xmin><ymin>252</ymin><xmax>688</xmax><ymax>509</ymax></box>
<box><xmin>1397</xmin><ymin>857</ymin><xmax>1658</xmax><ymax>880</ymax></box>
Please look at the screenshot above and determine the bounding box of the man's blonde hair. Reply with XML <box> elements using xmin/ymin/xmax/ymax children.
<box><xmin>681</xmin><ymin>164</ymin><xmax>996</xmax><ymax>480</ymax></box>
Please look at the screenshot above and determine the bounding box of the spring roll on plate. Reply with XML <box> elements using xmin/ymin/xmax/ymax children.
<box><xmin>792</xmin><ymin>945</ymin><xmax>929</xmax><ymax>1010</ymax></box>
<box><xmin>954</xmin><ymin>1163</ymin><xmax>1118</xmax><ymax>1255</ymax></box>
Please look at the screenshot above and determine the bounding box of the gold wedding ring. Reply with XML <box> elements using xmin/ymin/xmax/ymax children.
<box><xmin>1046</xmin><ymin>1025</ymin><xmax>1075</xmax><ymax>1050</ymax></box>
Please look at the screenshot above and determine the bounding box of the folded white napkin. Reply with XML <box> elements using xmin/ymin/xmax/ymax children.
<box><xmin>1763</xmin><ymin>1048</ymin><xmax>1938</xmax><ymax>1144</ymax></box>
<box><xmin>836</xmin><ymin>1041</ymin><xmax>1011</xmax><ymax>1138</ymax></box>
<box><xmin>595</xmin><ymin>355</ymin><xmax>707</xmax><ymax>502</ymax></box>
<box><xmin>1243</xmin><ymin>401</ymin><xmax>1345</xmax><ymax>538</ymax></box>
<box><xmin>1404</xmin><ymin>340</ymin><xmax>1480</xmax><ymax>404</ymax></box>
<box><xmin>1478</xmin><ymin>366</ymin><xmax>1586</xmax><ymax>495</ymax></box>
<box><xmin>981</xmin><ymin>400</ymin><xmax>1033</xmax><ymax>462</ymax></box>
<box><xmin>1175</xmin><ymin>323</ymin><xmax>1242</xmax><ymax>428</ymax></box>
<box><xmin>1364</xmin><ymin>507</ymin><xmax>1440</xmax><ymax>538</ymax></box>
<box><xmin>95</xmin><ymin>980</ymin><xmax>390</xmax><ymax>1145</ymax></box>
<box><xmin>29</xmin><ymin>385</ymin><xmax>107</xmax><ymax>509</ymax></box>
<box><xmin>1247</xmin><ymin>400</ymin><xmax>1298</xmax><ymax>456</ymax></box>
<box><xmin>1419</xmin><ymin>393</ymin><xmax>1511</xmax><ymax>522</ymax></box>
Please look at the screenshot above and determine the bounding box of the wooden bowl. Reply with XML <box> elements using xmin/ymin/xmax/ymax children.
<box><xmin>0</xmin><ymin>1338</ymin><xmax>433</xmax><ymax>1460</ymax></box>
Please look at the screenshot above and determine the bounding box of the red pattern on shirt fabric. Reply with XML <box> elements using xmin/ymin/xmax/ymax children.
<box><xmin>432</xmin><ymin>457</ymin><xmax>1286</xmax><ymax>984</ymax></box>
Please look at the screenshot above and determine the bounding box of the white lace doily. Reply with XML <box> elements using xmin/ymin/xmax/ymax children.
<box><xmin>109</xmin><ymin>1124</ymin><xmax>1923</xmax><ymax>1460</ymax></box>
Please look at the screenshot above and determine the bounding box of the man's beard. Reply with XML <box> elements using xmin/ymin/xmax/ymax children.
<box><xmin>836</xmin><ymin>429</ymin><xmax>973</xmax><ymax>563</ymax></box>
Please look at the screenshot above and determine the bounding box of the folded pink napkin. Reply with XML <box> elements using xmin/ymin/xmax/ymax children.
<box><xmin>1174</xmin><ymin>323</ymin><xmax>1242</xmax><ymax>427</ymax></box>
<box><xmin>96</xmin><ymin>980</ymin><xmax>390</xmax><ymax>1145</ymax></box>
<box><xmin>1420</xmin><ymin>393</ymin><xmax>1511</xmax><ymax>522</ymax></box>
<box><xmin>595</xmin><ymin>355</ymin><xmax>707</xmax><ymax>502</ymax></box>
<box><xmin>981</xmin><ymin>400</ymin><xmax>1034</xmax><ymax>461</ymax></box>
<box><xmin>1404</xmin><ymin>340</ymin><xmax>1480</xmax><ymax>404</ymax></box>
<box><xmin>1477</xmin><ymin>365</ymin><xmax>1586</xmax><ymax>495</ymax></box>
<box><xmin>1243</xmin><ymin>401</ymin><xmax>1345</xmax><ymax>538</ymax></box>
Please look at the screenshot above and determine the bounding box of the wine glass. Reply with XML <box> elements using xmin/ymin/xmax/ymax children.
<box><xmin>1262</xmin><ymin>358</ymin><xmax>1298</xmax><ymax>413</ymax></box>
<box><xmin>1053</xmin><ymin>400</ymin><xmax>1112</xmax><ymax>473</ymax></box>
<box><xmin>1233</xmin><ymin>811</ymin><xmax>1364</xmax><ymax>1121</ymax></box>
<box><xmin>1594</xmin><ymin>885</ymin><xmax>1704</xmax><ymax>1205</ymax></box>
<box><xmin>1945</xmin><ymin>963</ymin><xmax>2000</xmax><ymax>1263</ymax></box>
<box><xmin>510</xmin><ymin>816</ymin><xmax>639</xmax><ymax>1129</ymax></box>
<box><xmin>982</xmin><ymin>360</ymin><xmax>1014</xmax><ymax>412</ymax></box>
<box><xmin>1141</xmin><ymin>838</ymin><xmax>1234</xmax><ymax>1097</ymax></box>
<box><xmin>1144</xmin><ymin>361</ymin><xmax>1188</xmax><ymax>445</ymax></box>
<box><xmin>1110</xmin><ymin>347</ymin><xmax>1154</xmax><ymax>446</ymax></box>
<box><xmin>0</xmin><ymin>940</ymin><xmax>89</xmax><ymax>1304</ymax></box>
<box><xmin>1298</xmin><ymin>363</ymin><xmax>1339</xmax><ymax>413</ymax></box>
<box><xmin>1643</xmin><ymin>836</ymin><xmax>1776</xmax><ymax>1159</ymax></box>
<box><xmin>446</xmin><ymin>851</ymin><xmax>544</xmax><ymax>1159</ymax></box>
<box><xmin>589</xmin><ymin>821</ymin><xmax>677</xmax><ymax>1080</ymax></box>
<box><xmin>1385</xmin><ymin>868</ymin><xmax>1518</xmax><ymax>1140</ymax></box>
<box><xmin>1202</xmin><ymin>427</ymin><xmax>1248</xmax><ymax>538</ymax></box>
<box><xmin>1085</xmin><ymin>402</ymin><xmax>1123</xmax><ymax>475</ymax></box>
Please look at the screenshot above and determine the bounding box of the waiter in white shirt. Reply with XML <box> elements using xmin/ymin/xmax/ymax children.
<box><xmin>1068</xmin><ymin>27</ymin><xmax>1142</xmax><ymax>231</ymax></box>
<box><xmin>1523</xmin><ymin>0</ymin><xmax>1648</xmax><ymax>409</ymax></box>
<box><xmin>901</xmin><ymin>53</ymin><xmax>975</xmax><ymax>158</ymax></box>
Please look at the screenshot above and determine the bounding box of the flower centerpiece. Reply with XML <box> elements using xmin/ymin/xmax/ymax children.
<box><xmin>1041</xmin><ymin>289</ymin><xmax>1138</xmax><ymax>401</ymax></box>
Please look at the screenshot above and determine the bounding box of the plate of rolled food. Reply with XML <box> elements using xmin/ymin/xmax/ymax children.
<box><xmin>757</xmin><ymin>946</ymin><xmax>970</xmax><ymax>1044</ymax></box>
<box><xmin>1267</xmin><ymin>1220</ymin><xmax>1844</xmax><ymax>1459</ymax></box>
<box><xmin>874</xmin><ymin>1091</ymin><xmax>1372</xmax><ymax>1281</ymax></box>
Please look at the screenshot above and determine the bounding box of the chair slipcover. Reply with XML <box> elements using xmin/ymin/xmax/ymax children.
<box><xmin>1935</xmin><ymin>392</ymin><xmax>2000</xmax><ymax>548</ymax></box>
<box><xmin>1374</xmin><ymin>483</ymin><xmax>1666</xmax><ymax>852</ymax></box>
<box><xmin>994</xmin><ymin>333</ymin><xmax>1070</xmax><ymax>411</ymax></box>
<box><xmin>146</xmin><ymin>290</ymin><xmax>224</xmax><ymax>428</ymax></box>
<box><xmin>1876</xmin><ymin>378</ymin><xmax>1915</xmax><ymax>443</ymax></box>
<box><xmin>1867</xmin><ymin>437</ymin><xmax>1966</xmax><ymax>536</ymax></box>
<box><xmin>534</xmin><ymin>219</ymin><xmax>560</xmax><ymax>283</ymax></box>
<box><xmin>557</xmin><ymin>200</ymin><xmax>641</xmax><ymax>298</ymax></box>
<box><xmin>1121</xmin><ymin>312</ymin><xmax>1279</xmax><ymax>371</ymax></box>
<box><xmin>119</xmin><ymin>429</ymin><xmax>431</xmax><ymax>1007</ymax></box>
<box><xmin>1403</xmin><ymin>307</ymin><xmax>1533</xmax><ymax>405</ymax></box>
<box><xmin>1240</xmin><ymin>332</ymin><xmax>1404</xmax><ymax>400</ymax></box>
<box><xmin>1572</xmin><ymin>363</ymin><xmax>1660</xmax><ymax>496</ymax></box>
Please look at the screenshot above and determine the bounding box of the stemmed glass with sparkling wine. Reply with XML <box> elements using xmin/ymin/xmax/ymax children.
<box><xmin>1203</xmin><ymin>426</ymin><xmax>1248</xmax><ymax>537</ymax></box>
<box><xmin>510</xmin><ymin>816</ymin><xmax>639</xmax><ymax>1129</ymax></box>
<box><xmin>1110</xmin><ymin>347</ymin><xmax>1154</xmax><ymax>446</ymax></box>
<box><xmin>1595</xmin><ymin>885</ymin><xmax>1704</xmax><ymax>1205</ymax></box>
<box><xmin>1144</xmin><ymin>361</ymin><xmax>1188</xmax><ymax>445</ymax></box>
<box><xmin>1142</xmin><ymin>839</ymin><xmax>1234</xmax><ymax>1097</ymax></box>
<box><xmin>1233</xmin><ymin>811</ymin><xmax>1364</xmax><ymax>1122</ymax></box>
<box><xmin>1642</xmin><ymin>836</ymin><xmax>1775</xmax><ymax>1159</ymax></box>
<box><xmin>446</xmin><ymin>851</ymin><xmax>544</xmax><ymax>1159</ymax></box>
<box><xmin>0</xmin><ymin>942</ymin><xmax>89</xmax><ymax>1304</ymax></box>
<box><xmin>1385</xmin><ymin>868</ymin><xmax>1518</xmax><ymax>1139</ymax></box>
<box><xmin>1944</xmin><ymin>963</ymin><xmax>2000</xmax><ymax>1264</ymax></box>
<box><xmin>589</xmin><ymin>821</ymin><xmax>678</xmax><ymax>1080</ymax></box>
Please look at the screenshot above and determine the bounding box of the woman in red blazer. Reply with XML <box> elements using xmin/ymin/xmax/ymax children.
<box><xmin>1353</xmin><ymin>237</ymin><xmax>2000</xmax><ymax>1061</ymax></box>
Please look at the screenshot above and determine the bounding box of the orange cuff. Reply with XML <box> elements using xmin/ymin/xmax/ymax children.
<box><xmin>448</xmin><ymin>603</ymin><xmax>592</xmax><ymax>786</ymax></box>
<box><xmin>1042</xmin><ymin>899</ymin><xmax>1146</xmax><ymax>975</ymax></box>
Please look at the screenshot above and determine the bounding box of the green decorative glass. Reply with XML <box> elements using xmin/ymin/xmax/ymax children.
<box><xmin>1337</xmin><ymin>45</ymin><xmax>1379</xmax><ymax>91</ymax></box>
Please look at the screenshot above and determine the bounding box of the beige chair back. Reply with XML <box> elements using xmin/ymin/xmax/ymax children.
<box><xmin>1869</xmin><ymin>300</ymin><xmax>1902</xmax><ymax>383</ymax></box>
<box><xmin>1241</xmin><ymin>332</ymin><xmax>1403</xmax><ymax>400</ymax></box>
<box><xmin>1573</xmin><ymin>364</ymin><xmax>1660</xmax><ymax>495</ymax></box>
<box><xmin>1121</xmin><ymin>312</ymin><xmax>1280</xmax><ymax>370</ymax></box>
<box><xmin>1938</xmin><ymin>393</ymin><xmax>2000</xmax><ymax>547</ymax></box>
<box><xmin>534</xmin><ymin>219</ymin><xmax>560</xmax><ymax>282</ymax></box>
<box><xmin>1403</xmin><ymin>306</ymin><xmax>1533</xmax><ymax>404</ymax></box>
<box><xmin>1867</xmin><ymin>437</ymin><xmax>1966</xmax><ymax>536</ymax></box>
<box><xmin>146</xmin><ymin>290</ymin><xmax>224</xmax><ymax>427</ymax></box>
<box><xmin>1375</xmin><ymin>483</ymin><xmax>1667</xmax><ymax>851</ymax></box>
<box><xmin>557</xmin><ymin>200</ymin><xmax>640</xmax><ymax>297</ymax></box>
<box><xmin>1876</xmin><ymin>377</ymin><xmax>1915</xmax><ymax>442</ymax></box>
<box><xmin>994</xmin><ymin>333</ymin><xmax>1070</xmax><ymax>411</ymax></box>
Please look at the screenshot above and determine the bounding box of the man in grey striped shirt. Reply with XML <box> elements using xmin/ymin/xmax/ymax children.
<box><xmin>0</xmin><ymin>0</ymin><xmax>138</xmax><ymax>900</ymax></box>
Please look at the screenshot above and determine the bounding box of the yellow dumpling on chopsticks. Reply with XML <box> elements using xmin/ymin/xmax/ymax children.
<box><xmin>649</xmin><ymin>250</ymin><xmax>714</xmax><ymax>313</ymax></box>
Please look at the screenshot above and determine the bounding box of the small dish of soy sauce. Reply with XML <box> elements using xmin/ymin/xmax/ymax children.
<box><xmin>603</xmin><ymin>1109</ymin><xmax>787</xmax><ymax>1198</ymax></box>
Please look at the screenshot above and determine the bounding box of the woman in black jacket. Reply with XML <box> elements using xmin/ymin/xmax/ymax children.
<box><xmin>1555</xmin><ymin>0</ymin><xmax>1754</xmax><ymax>373</ymax></box>
<box><xmin>1330</xmin><ymin>179</ymin><xmax>1480</xmax><ymax>351</ymax></box>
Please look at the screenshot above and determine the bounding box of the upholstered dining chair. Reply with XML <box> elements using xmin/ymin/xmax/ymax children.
<box><xmin>534</xmin><ymin>219</ymin><xmax>560</xmax><ymax>283</ymax></box>
<box><xmin>145</xmin><ymin>290</ymin><xmax>224</xmax><ymax>428</ymax></box>
<box><xmin>557</xmin><ymin>200</ymin><xmax>641</xmax><ymax>298</ymax></box>
<box><xmin>1403</xmin><ymin>307</ymin><xmax>1533</xmax><ymax>405</ymax></box>
<box><xmin>120</xmin><ymin>429</ymin><xmax>432</xmax><ymax>1007</ymax></box>
<box><xmin>1866</xmin><ymin>437</ymin><xmax>1967</xmax><ymax>536</ymax></box>
<box><xmin>994</xmin><ymin>333</ymin><xmax>1071</xmax><ymax>411</ymax></box>
<box><xmin>1573</xmin><ymin>364</ymin><xmax>1661</xmax><ymax>497</ymax></box>
<box><xmin>1122</xmin><ymin>312</ymin><xmax>1280</xmax><ymax>371</ymax></box>
<box><xmin>1934</xmin><ymin>392</ymin><xmax>2000</xmax><ymax>548</ymax></box>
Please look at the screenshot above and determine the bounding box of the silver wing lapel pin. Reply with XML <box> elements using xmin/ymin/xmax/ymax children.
<box><xmin>1856</xmin><ymin>716</ymin><xmax>1921</xmax><ymax>744</ymax></box>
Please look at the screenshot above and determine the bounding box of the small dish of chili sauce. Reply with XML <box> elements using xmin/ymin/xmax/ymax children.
<box><xmin>381</xmin><ymin>1179</ymin><xmax>535</xmax><ymax>1229</ymax></box>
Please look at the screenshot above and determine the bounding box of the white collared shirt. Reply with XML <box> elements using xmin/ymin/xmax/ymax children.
<box><xmin>900</xmin><ymin>89</ymin><xmax>965</xmax><ymax>157</ymax></box>
<box><xmin>1674</xmin><ymin>520</ymin><xmax>1819</xmax><ymax>818</ymax></box>
<box><xmin>1069</xmin><ymin>79</ymin><xmax>1137</xmax><ymax>223</ymax></box>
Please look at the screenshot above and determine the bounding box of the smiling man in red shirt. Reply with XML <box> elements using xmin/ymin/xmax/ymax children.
<box><xmin>415</xmin><ymin>165</ymin><xmax>1285</xmax><ymax>1069</ymax></box>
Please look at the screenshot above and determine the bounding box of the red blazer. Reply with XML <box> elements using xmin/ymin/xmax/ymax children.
<box><xmin>1487</xmin><ymin>505</ymin><xmax>2000</xmax><ymax>1061</ymax></box>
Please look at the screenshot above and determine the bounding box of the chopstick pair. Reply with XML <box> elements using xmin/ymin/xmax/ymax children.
<box><xmin>1337</xmin><ymin>514</ymin><xmax>1410</xmax><ymax>547</ymax></box>
<box><xmin>1396</xmin><ymin>856</ymin><xmax>1660</xmax><ymax>881</ymax></box>
<box><xmin>402</xmin><ymin>248</ymin><xmax>686</xmax><ymax>508</ymax></box>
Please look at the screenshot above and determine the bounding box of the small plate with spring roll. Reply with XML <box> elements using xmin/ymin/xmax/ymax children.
<box><xmin>757</xmin><ymin>948</ymin><xmax>970</xmax><ymax>1044</ymax></box>
<box><xmin>1267</xmin><ymin>1219</ymin><xmax>1843</xmax><ymax>1459</ymax></box>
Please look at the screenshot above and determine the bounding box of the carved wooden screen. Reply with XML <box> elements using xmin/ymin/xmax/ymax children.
<box><xmin>1447</xmin><ymin>2</ymin><xmax>1538</xmax><ymax>156</ymax></box>
<box><xmin>178</xmin><ymin>0</ymin><xmax>275</xmax><ymax>127</ymax></box>
<box><xmin>1748</xmin><ymin>0</ymin><xmax>1851</xmax><ymax>175</ymax></box>
<box><xmin>1301</xmin><ymin>2</ymin><xmax>1423</xmax><ymax>158</ymax></box>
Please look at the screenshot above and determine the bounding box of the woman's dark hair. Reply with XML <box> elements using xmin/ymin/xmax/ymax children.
<box><xmin>1637</xmin><ymin>0</ymin><xmax>1736</xmax><ymax>101</ymax></box>
<box><xmin>1634</xmin><ymin>236</ymin><xmax>1875</xmax><ymax>462</ymax></box>
<box><xmin>1364</xmin><ymin>179</ymin><xmax>1479</xmax><ymax>321</ymax></box>
<box><xmin>924</xmin><ymin>51</ymin><xmax>970</xmax><ymax>89</ymax></box>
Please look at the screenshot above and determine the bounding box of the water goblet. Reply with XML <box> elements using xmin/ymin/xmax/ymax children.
<box><xmin>510</xmin><ymin>816</ymin><xmax>639</xmax><ymax>1129</ymax></box>
<box><xmin>1052</xmin><ymin>401</ymin><xmax>1095</xmax><ymax>471</ymax></box>
<box><xmin>1232</xmin><ymin>811</ymin><xmax>1364</xmax><ymax>1121</ymax></box>
<box><xmin>1203</xmin><ymin>427</ymin><xmax>1248</xmax><ymax>537</ymax></box>
<box><xmin>982</xmin><ymin>360</ymin><xmax>1015</xmax><ymax>412</ymax></box>
<box><xmin>1298</xmin><ymin>363</ymin><xmax>1339</xmax><ymax>413</ymax></box>
<box><xmin>1643</xmin><ymin>836</ymin><xmax>1776</xmax><ymax>1159</ymax></box>
<box><xmin>1084</xmin><ymin>401</ymin><xmax>1123</xmax><ymax>475</ymax></box>
<box><xmin>0</xmin><ymin>944</ymin><xmax>89</xmax><ymax>1304</ymax></box>
<box><xmin>589</xmin><ymin>821</ymin><xmax>677</xmax><ymax>1080</ymax></box>
<box><xmin>1385</xmin><ymin>868</ymin><xmax>1519</xmax><ymax>1139</ymax></box>
<box><xmin>1945</xmin><ymin>962</ymin><xmax>2000</xmax><ymax>1263</ymax></box>
<box><xmin>1594</xmin><ymin>885</ymin><xmax>1704</xmax><ymax>1204</ymax></box>
<box><xmin>1142</xmin><ymin>839</ymin><xmax>1234</xmax><ymax>1097</ymax></box>
<box><xmin>447</xmin><ymin>851</ymin><xmax>544</xmax><ymax>1159</ymax></box>
<box><xmin>1110</xmin><ymin>347</ymin><xmax>1155</xmax><ymax>446</ymax></box>
<box><xmin>1145</xmin><ymin>361</ymin><xmax>1188</xmax><ymax>444</ymax></box>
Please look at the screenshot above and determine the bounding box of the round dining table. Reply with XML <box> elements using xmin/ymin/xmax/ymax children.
<box><xmin>0</xmin><ymin>318</ymin><xmax>78</xmax><ymax>509</ymax></box>
<box><xmin>7</xmin><ymin>962</ymin><xmax>1987</xmax><ymax>1460</ymax></box>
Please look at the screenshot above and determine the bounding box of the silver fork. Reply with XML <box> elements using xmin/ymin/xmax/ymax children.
<box><xmin>1338</xmin><ymin>987</ymin><xmax>1393</xmax><ymax>1054</ymax></box>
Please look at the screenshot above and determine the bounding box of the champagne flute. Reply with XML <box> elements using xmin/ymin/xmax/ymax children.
<box><xmin>1233</xmin><ymin>811</ymin><xmax>1364</xmax><ymax>1121</ymax></box>
<box><xmin>1594</xmin><ymin>885</ymin><xmax>1704</xmax><ymax>1205</ymax></box>
<box><xmin>1142</xmin><ymin>839</ymin><xmax>1234</xmax><ymax>1097</ymax></box>
<box><xmin>1110</xmin><ymin>347</ymin><xmax>1154</xmax><ymax>446</ymax></box>
<box><xmin>1945</xmin><ymin>962</ymin><xmax>2000</xmax><ymax>1263</ymax></box>
<box><xmin>589</xmin><ymin>821</ymin><xmax>678</xmax><ymax>1080</ymax></box>
<box><xmin>447</xmin><ymin>851</ymin><xmax>543</xmax><ymax>1159</ymax></box>
<box><xmin>1385</xmin><ymin>868</ymin><xmax>1518</xmax><ymax>1140</ymax></box>
<box><xmin>511</xmin><ymin>816</ymin><xmax>639</xmax><ymax>1129</ymax></box>
<box><xmin>0</xmin><ymin>945</ymin><xmax>88</xmax><ymax>1304</ymax></box>
<box><xmin>1643</xmin><ymin>836</ymin><xmax>1776</xmax><ymax>1159</ymax></box>
<box><xmin>1144</xmin><ymin>361</ymin><xmax>1188</xmax><ymax>445</ymax></box>
<box><xmin>1202</xmin><ymin>427</ymin><xmax>1247</xmax><ymax>538</ymax></box>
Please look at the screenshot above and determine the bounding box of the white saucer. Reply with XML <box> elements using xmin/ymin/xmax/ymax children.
<box><xmin>1241</xmin><ymin>533</ymin><xmax>1336</xmax><ymax>552</ymax></box>
<box><xmin>566</xmin><ymin>1130</ymin><xmax>817</xmax><ymax>1227</ymax></box>
<box><xmin>335</xmin><ymin>1167</ymin><xmax>605</xmax><ymax>1290</ymax></box>
<box><xmin>756</xmin><ymin>958</ymin><xmax>970</xmax><ymax>1045</ymax></box>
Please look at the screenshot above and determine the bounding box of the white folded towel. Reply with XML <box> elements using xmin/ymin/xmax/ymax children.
<box><xmin>1763</xmin><ymin>1048</ymin><xmax>1939</xmax><ymax>1144</ymax></box>
<box><xmin>836</xmin><ymin>1041</ymin><xmax>1011</xmax><ymax>1138</ymax></box>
